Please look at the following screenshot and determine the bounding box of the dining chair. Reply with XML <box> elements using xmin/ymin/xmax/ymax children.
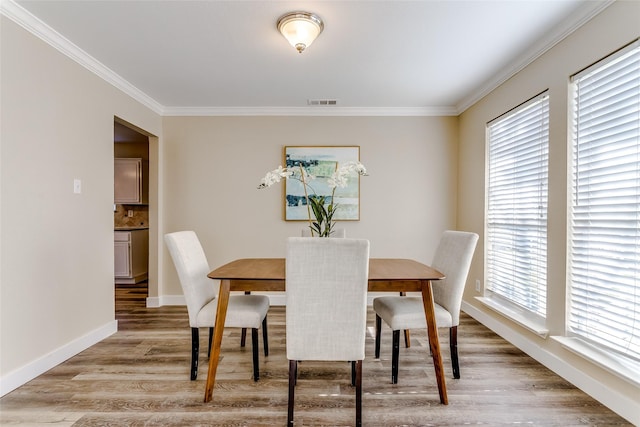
<box><xmin>301</xmin><ymin>227</ymin><xmax>346</xmax><ymax>237</ymax></box>
<box><xmin>286</xmin><ymin>237</ymin><xmax>370</xmax><ymax>427</ymax></box>
<box><xmin>373</xmin><ymin>230</ymin><xmax>478</xmax><ymax>382</ymax></box>
<box><xmin>164</xmin><ymin>231</ymin><xmax>269</xmax><ymax>381</ymax></box>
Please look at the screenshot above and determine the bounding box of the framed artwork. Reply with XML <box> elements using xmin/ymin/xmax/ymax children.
<box><xmin>284</xmin><ymin>146</ymin><xmax>361</xmax><ymax>221</ymax></box>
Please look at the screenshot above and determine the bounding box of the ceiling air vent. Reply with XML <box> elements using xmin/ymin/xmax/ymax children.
<box><xmin>308</xmin><ymin>99</ymin><xmax>338</xmax><ymax>106</ymax></box>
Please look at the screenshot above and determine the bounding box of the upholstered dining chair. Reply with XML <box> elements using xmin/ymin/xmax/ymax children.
<box><xmin>373</xmin><ymin>230</ymin><xmax>478</xmax><ymax>382</ymax></box>
<box><xmin>164</xmin><ymin>231</ymin><xmax>269</xmax><ymax>381</ymax></box>
<box><xmin>286</xmin><ymin>237</ymin><xmax>370</xmax><ymax>427</ymax></box>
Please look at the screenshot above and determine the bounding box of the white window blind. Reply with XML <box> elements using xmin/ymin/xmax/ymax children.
<box><xmin>569</xmin><ymin>39</ymin><xmax>640</xmax><ymax>361</ymax></box>
<box><xmin>487</xmin><ymin>93</ymin><xmax>549</xmax><ymax>318</ymax></box>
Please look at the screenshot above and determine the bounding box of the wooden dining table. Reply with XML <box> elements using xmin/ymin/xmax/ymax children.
<box><xmin>204</xmin><ymin>258</ymin><xmax>447</xmax><ymax>404</ymax></box>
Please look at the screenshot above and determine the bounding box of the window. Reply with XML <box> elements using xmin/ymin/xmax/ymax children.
<box><xmin>486</xmin><ymin>92</ymin><xmax>549</xmax><ymax>319</ymax></box>
<box><xmin>569</xmin><ymin>39</ymin><xmax>640</xmax><ymax>361</ymax></box>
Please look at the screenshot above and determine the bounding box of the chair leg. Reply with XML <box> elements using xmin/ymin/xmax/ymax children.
<box><xmin>190</xmin><ymin>327</ymin><xmax>199</xmax><ymax>381</ymax></box>
<box><xmin>400</xmin><ymin>292</ymin><xmax>411</xmax><ymax>348</ymax></box>
<box><xmin>351</xmin><ymin>361</ymin><xmax>356</xmax><ymax>386</ymax></box>
<box><xmin>287</xmin><ymin>360</ymin><xmax>297</xmax><ymax>427</ymax></box>
<box><xmin>262</xmin><ymin>316</ymin><xmax>269</xmax><ymax>356</ymax></box>
<box><xmin>240</xmin><ymin>291</ymin><xmax>251</xmax><ymax>347</ymax></box>
<box><xmin>391</xmin><ymin>330</ymin><xmax>400</xmax><ymax>384</ymax></box>
<box><xmin>355</xmin><ymin>359</ymin><xmax>363</xmax><ymax>427</ymax></box>
<box><xmin>450</xmin><ymin>326</ymin><xmax>460</xmax><ymax>379</ymax></box>
<box><xmin>375</xmin><ymin>314</ymin><xmax>382</xmax><ymax>358</ymax></box>
<box><xmin>287</xmin><ymin>359</ymin><xmax>359</xmax><ymax>426</ymax></box>
<box><xmin>252</xmin><ymin>328</ymin><xmax>259</xmax><ymax>381</ymax></box>
<box><xmin>207</xmin><ymin>327</ymin><xmax>213</xmax><ymax>358</ymax></box>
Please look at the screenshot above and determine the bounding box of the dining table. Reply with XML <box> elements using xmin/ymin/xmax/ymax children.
<box><xmin>204</xmin><ymin>258</ymin><xmax>447</xmax><ymax>404</ymax></box>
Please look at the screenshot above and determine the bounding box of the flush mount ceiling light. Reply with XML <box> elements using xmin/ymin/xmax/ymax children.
<box><xmin>277</xmin><ymin>11</ymin><xmax>324</xmax><ymax>53</ymax></box>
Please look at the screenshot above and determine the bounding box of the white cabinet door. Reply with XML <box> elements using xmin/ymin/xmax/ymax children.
<box><xmin>114</xmin><ymin>240</ymin><xmax>131</xmax><ymax>278</ymax></box>
<box><xmin>114</xmin><ymin>230</ymin><xmax>148</xmax><ymax>284</ymax></box>
<box><xmin>114</xmin><ymin>158</ymin><xmax>142</xmax><ymax>204</ymax></box>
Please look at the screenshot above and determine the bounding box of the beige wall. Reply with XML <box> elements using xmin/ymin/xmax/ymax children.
<box><xmin>0</xmin><ymin>17</ymin><xmax>161</xmax><ymax>388</ymax></box>
<box><xmin>160</xmin><ymin>116</ymin><xmax>459</xmax><ymax>297</ymax></box>
<box><xmin>458</xmin><ymin>1</ymin><xmax>640</xmax><ymax>423</ymax></box>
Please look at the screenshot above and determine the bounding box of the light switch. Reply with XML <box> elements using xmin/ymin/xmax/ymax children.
<box><xmin>73</xmin><ymin>179</ymin><xmax>81</xmax><ymax>194</ymax></box>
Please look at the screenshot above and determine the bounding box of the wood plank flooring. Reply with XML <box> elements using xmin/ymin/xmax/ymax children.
<box><xmin>0</xmin><ymin>286</ymin><xmax>631</xmax><ymax>426</ymax></box>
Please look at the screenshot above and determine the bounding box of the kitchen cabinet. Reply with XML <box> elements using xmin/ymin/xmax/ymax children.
<box><xmin>114</xmin><ymin>158</ymin><xmax>147</xmax><ymax>204</ymax></box>
<box><xmin>115</xmin><ymin>229</ymin><xmax>148</xmax><ymax>284</ymax></box>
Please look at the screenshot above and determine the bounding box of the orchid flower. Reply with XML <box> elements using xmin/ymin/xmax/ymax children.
<box><xmin>257</xmin><ymin>165</ymin><xmax>293</xmax><ymax>189</ymax></box>
<box><xmin>328</xmin><ymin>161</ymin><xmax>367</xmax><ymax>189</ymax></box>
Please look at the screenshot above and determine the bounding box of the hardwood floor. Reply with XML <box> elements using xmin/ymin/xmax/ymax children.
<box><xmin>0</xmin><ymin>286</ymin><xmax>631</xmax><ymax>426</ymax></box>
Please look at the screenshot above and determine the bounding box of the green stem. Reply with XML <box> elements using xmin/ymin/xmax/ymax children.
<box><xmin>327</xmin><ymin>163</ymin><xmax>339</xmax><ymax>237</ymax></box>
<box><xmin>299</xmin><ymin>165</ymin><xmax>315</xmax><ymax>237</ymax></box>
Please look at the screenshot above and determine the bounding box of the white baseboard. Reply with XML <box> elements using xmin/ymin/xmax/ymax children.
<box><xmin>462</xmin><ymin>301</ymin><xmax>639</xmax><ymax>426</ymax></box>
<box><xmin>147</xmin><ymin>294</ymin><xmax>288</xmax><ymax>307</ymax></box>
<box><xmin>0</xmin><ymin>320</ymin><xmax>118</xmax><ymax>397</ymax></box>
<box><xmin>146</xmin><ymin>295</ymin><xmax>185</xmax><ymax>307</ymax></box>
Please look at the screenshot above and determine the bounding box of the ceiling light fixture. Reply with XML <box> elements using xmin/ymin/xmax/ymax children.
<box><xmin>277</xmin><ymin>11</ymin><xmax>324</xmax><ymax>53</ymax></box>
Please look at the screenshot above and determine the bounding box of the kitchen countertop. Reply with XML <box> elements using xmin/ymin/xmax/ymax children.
<box><xmin>115</xmin><ymin>226</ymin><xmax>149</xmax><ymax>231</ymax></box>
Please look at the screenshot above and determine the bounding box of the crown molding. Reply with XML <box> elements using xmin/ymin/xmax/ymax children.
<box><xmin>1</xmin><ymin>0</ymin><xmax>164</xmax><ymax>115</ymax></box>
<box><xmin>160</xmin><ymin>105</ymin><xmax>459</xmax><ymax>117</ymax></box>
<box><xmin>455</xmin><ymin>0</ymin><xmax>614</xmax><ymax>114</ymax></box>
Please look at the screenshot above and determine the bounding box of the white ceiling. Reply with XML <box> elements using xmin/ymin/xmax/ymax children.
<box><xmin>5</xmin><ymin>0</ymin><xmax>611</xmax><ymax>116</ymax></box>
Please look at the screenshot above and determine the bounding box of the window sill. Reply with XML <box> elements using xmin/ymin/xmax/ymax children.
<box><xmin>551</xmin><ymin>336</ymin><xmax>640</xmax><ymax>387</ymax></box>
<box><xmin>475</xmin><ymin>296</ymin><xmax>549</xmax><ymax>338</ymax></box>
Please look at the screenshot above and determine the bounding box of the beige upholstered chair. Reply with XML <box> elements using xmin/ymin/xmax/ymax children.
<box><xmin>373</xmin><ymin>230</ymin><xmax>478</xmax><ymax>381</ymax></box>
<box><xmin>301</xmin><ymin>228</ymin><xmax>346</xmax><ymax>237</ymax></box>
<box><xmin>164</xmin><ymin>231</ymin><xmax>269</xmax><ymax>381</ymax></box>
<box><xmin>286</xmin><ymin>237</ymin><xmax>370</xmax><ymax>427</ymax></box>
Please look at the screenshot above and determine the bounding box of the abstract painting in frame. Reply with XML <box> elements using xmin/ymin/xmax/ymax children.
<box><xmin>284</xmin><ymin>146</ymin><xmax>361</xmax><ymax>221</ymax></box>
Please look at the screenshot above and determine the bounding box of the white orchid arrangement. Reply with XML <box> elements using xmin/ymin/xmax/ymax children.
<box><xmin>258</xmin><ymin>161</ymin><xmax>367</xmax><ymax>237</ymax></box>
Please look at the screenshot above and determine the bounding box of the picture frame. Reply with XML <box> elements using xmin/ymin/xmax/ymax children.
<box><xmin>284</xmin><ymin>146</ymin><xmax>361</xmax><ymax>221</ymax></box>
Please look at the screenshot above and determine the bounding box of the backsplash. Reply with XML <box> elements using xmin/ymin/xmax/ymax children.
<box><xmin>114</xmin><ymin>204</ymin><xmax>149</xmax><ymax>228</ymax></box>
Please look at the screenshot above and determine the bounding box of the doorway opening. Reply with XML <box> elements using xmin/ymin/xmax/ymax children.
<box><xmin>114</xmin><ymin>120</ymin><xmax>150</xmax><ymax>306</ymax></box>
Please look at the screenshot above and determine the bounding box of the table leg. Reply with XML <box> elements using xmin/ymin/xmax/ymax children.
<box><xmin>203</xmin><ymin>279</ymin><xmax>230</xmax><ymax>402</ymax></box>
<box><xmin>421</xmin><ymin>280</ymin><xmax>448</xmax><ymax>405</ymax></box>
